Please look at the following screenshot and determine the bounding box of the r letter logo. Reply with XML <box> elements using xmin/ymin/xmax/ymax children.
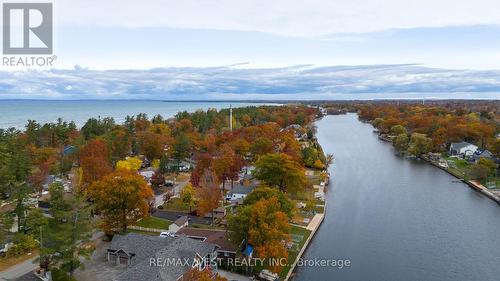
<box><xmin>3</xmin><ymin>3</ymin><xmax>53</xmax><ymax>54</ymax></box>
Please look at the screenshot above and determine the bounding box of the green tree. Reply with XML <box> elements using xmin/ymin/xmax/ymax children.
<box><xmin>253</xmin><ymin>153</ymin><xmax>306</xmax><ymax>192</ymax></box>
<box><xmin>390</xmin><ymin>125</ymin><xmax>407</xmax><ymax>136</ymax></box>
<box><xmin>407</xmin><ymin>133</ymin><xmax>433</xmax><ymax>156</ymax></box>
<box><xmin>42</xmin><ymin>195</ymin><xmax>93</xmax><ymax>279</ymax></box>
<box><xmin>393</xmin><ymin>133</ymin><xmax>409</xmax><ymax>152</ymax></box>
<box><xmin>172</xmin><ymin>133</ymin><xmax>191</xmax><ymax>174</ymax></box>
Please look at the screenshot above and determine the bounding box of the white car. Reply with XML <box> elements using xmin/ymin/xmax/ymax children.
<box><xmin>159</xmin><ymin>232</ymin><xmax>176</xmax><ymax>238</ymax></box>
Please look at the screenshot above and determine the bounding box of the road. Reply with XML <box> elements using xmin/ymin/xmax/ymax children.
<box><xmin>153</xmin><ymin>180</ymin><xmax>189</xmax><ymax>208</ymax></box>
<box><xmin>0</xmin><ymin>256</ymin><xmax>37</xmax><ymax>281</ymax></box>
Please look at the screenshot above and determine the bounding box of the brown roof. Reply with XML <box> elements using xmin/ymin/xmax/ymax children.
<box><xmin>176</xmin><ymin>228</ymin><xmax>238</xmax><ymax>253</ymax></box>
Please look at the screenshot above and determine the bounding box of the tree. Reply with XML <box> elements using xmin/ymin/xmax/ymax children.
<box><xmin>79</xmin><ymin>139</ymin><xmax>112</xmax><ymax>186</ymax></box>
<box><xmin>250</xmin><ymin>137</ymin><xmax>274</xmax><ymax>157</ymax></box>
<box><xmin>172</xmin><ymin>133</ymin><xmax>191</xmax><ymax>174</ymax></box>
<box><xmin>183</xmin><ymin>268</ymin><xmax>228</xmax><ymax>281</ymax></box>
<box><xmin>150</xmin><ymin>169</ymin><xmax>165</xmax><ymax>188</ymax></box>
<box><xmin>253</xmin><ymin>153</ymin><xmax>306</xmax><ymax>192</ymax></box>
<box><xmin>390</xmin><ymin>125</ymin><xmax>407</xmax><ymax>136</ymax></box>
<box><xmin>243</xmin><ymin>187</ymin><xmax>294</xmax><ymax>217</ymax></box>
<box><xmin>25</xmin><ymin>208</ymin><xmax>48</xmax><ymax>238</ymax></box>
<box><xmin>116</xmin><ymin>157</ymin><xmax>142</xmax><ymax>171</ymax></box>
<box><xmin>407</xmin><ymin>133</ymin><xmax>433</xmax><ymax>156</ymax></box>
<box><xmin>196</xmin><ymin>170</ymin><xmax>221</xmax><ymax>226</ymax></box>
<box><xmin>393</xmin><ymin>133</ymin><xmax>409</xmax><ymax>152</ymax></box>
<box><xmin>180</xmin><ymin>183</ymin><xmax>196</xmax><ymax>212</ymax></box>
<box><xmin>42</xmin><ymin>193</ymin><xmax>93</xmax><ymax>279</ymax></box>
<box><xmin>138</xmin><ymin>131</ymin><xmax>166</xmax><ymax>161</ymax></box>
<box><xmin>229</xmin><ymin>197</ymin><xmax>290</xmax><ymax>273</ymax></box>
<box><xmin>467</xmin><ymin>164</ymin><xmax>489</xmax><ymax>181</ymax></box>
<box><xmin>212</xmin><ymin>144</ymin><xmax>238</xmax><ymax>191</ymax></box>
<box><xmin>87</xmin><ymin>169</ymin><xmax>153</xmax><ymax>233</ymax></box>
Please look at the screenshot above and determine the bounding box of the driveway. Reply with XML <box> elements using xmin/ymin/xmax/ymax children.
<box><xmin>0</xmin><ymin>256</ymin><xmax>37</xmax><ymax>281</ymax></box>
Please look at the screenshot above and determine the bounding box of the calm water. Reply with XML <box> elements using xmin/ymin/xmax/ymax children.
<box><xmin>0</xmin><ymin>100</ymin><xmax>276</xmax><ymax>129</ymax></box>
<box><xmin>295</xmin><ymin>114</ymin><xmax>500</xmax><ymax>281</ymax></box>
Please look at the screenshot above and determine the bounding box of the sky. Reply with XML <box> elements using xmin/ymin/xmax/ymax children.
<box><xmin>1</xmin><ymin>0</ymin><xmax>500</xmax><ymax>99</ymax></box>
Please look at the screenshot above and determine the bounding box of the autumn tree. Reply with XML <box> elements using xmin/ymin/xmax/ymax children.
<box><xmin>196</xmin><ymin>170</ymin><xmax>221</xmax><ymax>226</ymax></box>
<box><xmin>79</xmin><ymin>139</ymin><xmax>112</xmax><ymax>187</ymax></box>
<box><xmin>180</xmin><ymin>183</ymin><xmax>196</xmax><ymax>212</ymax></box>
<box><xmin>250</xmin><ymin>137</ymin><xmax>274</xmax><ymax>158</ymax></box>
<box><xmin>212</xmin><ymin>144</ymin><xmax>240</xmax><ymax>191</ymax></box>
<box><xmin>229</xmin><ymin>197</ymin><xmax>290</xmax><ymax>273</ymax></box>
<box><xmin>116</xmin><ymin>156</ymin><xmax>142</xmax><ymax>171</ymax></box>
<box><xmin>253</xmin><ymin>153</ymin><xmax>306</xmax><ymax>192</ymax></box>
<box><xmin>87</xmin><ymin>169</ymin><xmax>153</xmax><ymax>233</ymax></box>
<box><xmin>243</xmin><ymin>186</ymin><xmax>294</xmax><ymax>217</ymax></box>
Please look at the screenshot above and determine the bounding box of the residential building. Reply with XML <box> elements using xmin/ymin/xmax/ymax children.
<box><xmin>449</xmin><ymin>142</ymin><xmax>478</xmax><ymax>157</ymax></box>
<box><xmin>176</xmin><ymin>228</ymin><xmax>238</xmax><ymax>259</ymax></box>
<box><xmin>168</xmin><ymin>216</ymin><xmax>189</xmax><ymax>233</ymax></box>
<box><xmin>106</xmin><ymin>233</ymin><xmax>217</xmax><ymax>281</ymax></box>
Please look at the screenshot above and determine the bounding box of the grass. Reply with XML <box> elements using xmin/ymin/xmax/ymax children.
<box><xmin>0</xmin><ymin>250</ymin><xmax>38</xmax><ymax>271</ymax></box>
<box><xmin>162</xmin><ymin>198</ymin><xmax>191</xmax><ymax>212</ymax></box>
<box><xmin>280</xmin><ymin>225</ymin><xmax>312</xmax><ymax>279</ymax></box>
<box><xmin>136</xmin><ymin>216</ymin><xmax>171</xmax><ymax>229</ymax></box>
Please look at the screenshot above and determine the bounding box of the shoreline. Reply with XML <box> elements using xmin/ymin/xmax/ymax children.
<box><xmin>421</xmin><ymin>155</ymin><xmax>500</xmax><ymax>205</ymax></box>
<box><xmin>284</xmin><ymin>198</ymin><xmax>326</xmax><ymax>281</ymax></box>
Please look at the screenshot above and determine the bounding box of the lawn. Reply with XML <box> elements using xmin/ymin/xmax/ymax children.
<box><xmin>136</xmin><ymin>216</ymin><xmax>171</xmax><ymax>229</ymax></box>
<box><xmin>162</xmin><ymin>197</ymin><xmax>191</xmax><ymax>212</ymax></box>
<box><xmin>280</xmin><ymin>225</ymin><xmax>312</xmax><ymax>279</ymax></box>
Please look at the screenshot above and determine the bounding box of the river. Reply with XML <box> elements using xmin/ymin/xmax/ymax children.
<box><xmin>295</xmin><ymin>113</ymin><xmax>500</xmax><ymax>281</ymax></box>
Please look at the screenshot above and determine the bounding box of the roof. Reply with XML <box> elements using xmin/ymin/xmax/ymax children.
<box><xmin>474</xmin><ymin>149</ymin><xmax>493</xmax><ymax>159</ymax></box>
<box><xmin>231</xmin><ymin>183</ymin><xmax>256</xmax><ymax>195</ymax></box>
<box><xmin>450</xmin><ymin>141</ymin><xmax>475</xmax><ymax>150</ymax></box>
<box><xmin>108</xmin><ymin>233</ymin><xmax>175</xmax><ymax>264</ymax></box>
<box><xmin>176</xmin><ymin>228</ymin><xmax>238</xmax><ymax>253</ymax></box>
<box><xmin>174</xmin><ymin>216</ymin><xmax>188</xmax><ymax>226</ymax></box>
<box><xmin>114</xmin><ymin>234</ymin><xmax>217</xmax><ymax>281</ymax></box>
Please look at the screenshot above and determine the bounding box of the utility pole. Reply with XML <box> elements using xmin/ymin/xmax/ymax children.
<box><xmin>229</xmin><ymin>105</ymin><xmax>233</xmax><ymax>131</ymax></box>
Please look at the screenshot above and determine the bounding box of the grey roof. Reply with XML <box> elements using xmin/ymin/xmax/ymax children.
<box><xmin>231</xmin><ymin>184</ymin><xmax>256</xmax><ymax>195</ymax></box>
<box><xmin>474</xmin><ymin>149</ymin><xmax>493</xmax><ymax>159</ymax></box>
<box><xmin>174</xmin><ymin>216</ymin><xmax>188</xmax><ymax>226</ymax></box>
<box><xmin>114</xmin><ymin>235</ymin><xmax>217</xmax><ymax>281</ymax></box>
<box><xmin>108</xmin><ymin>233</ymin><xmax>175</xmax><ymax>264</ymax></box>
<box><xmin>450</xmin><ymin>141</ymin><xmax>475</xmax><ymax>150</ymax></box>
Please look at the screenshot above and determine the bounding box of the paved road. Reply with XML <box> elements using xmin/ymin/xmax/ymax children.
<box><xmin>0</xmin><ymin>256</ymin><xmax>37</xmax><ymax>281</ymax></box>
<box><xmin>153</xmin><ymin>180</ymin><xmax>189</xmax><ymax>208</ymax></box>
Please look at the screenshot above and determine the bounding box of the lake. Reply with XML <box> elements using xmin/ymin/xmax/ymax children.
<box><xmin>0</xmin><ymin>100</ymin><xmax>276</xmax><ymax>129</ymax></box>
<box><xmin>295</xmin><ymin>113</ymin><xmax>500</xmax><ymax>281</ymax></box>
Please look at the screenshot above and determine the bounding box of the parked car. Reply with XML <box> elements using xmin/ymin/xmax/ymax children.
<box><xmin>159</xmin><ymin>232</ymin><xmax>176</xmax><ymax>238</ymax></box>
<box><xmin>165</xmin><ymin>180</ymin><xmax>174</xmax><ymax>187</ymax></box>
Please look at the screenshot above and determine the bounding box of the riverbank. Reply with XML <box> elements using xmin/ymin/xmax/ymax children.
<box><xmin>421</xmin><ymin>155</ymin><xmax>500</xmax><ymax>205</ymax></box>
<box><xmin>284</xmin><ymin>199</ymin><xmax>326</xmax><ymax>281</ymax></box>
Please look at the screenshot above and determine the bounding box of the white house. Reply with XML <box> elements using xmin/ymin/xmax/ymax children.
<box><xmin>225</xmin><ymin>184</ymin><xmax>256</xmax><ymax>202</ymax></box>
<box><xmin>449</xmin><ymin>142</ymin><xmax>478</xmax><ymax>157</ymax></box>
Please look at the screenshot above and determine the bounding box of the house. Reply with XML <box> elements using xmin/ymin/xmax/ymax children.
<box><xmin>106</xmin><ymin>233</ymin><xmax>218</xmax><ymax>281</ymax></box>
<box><xmin>168</xmin><ymin>216</ymin><xmax>189</xmax><ymax>233</ymax></box>
<box><xmin>176</xmin><ymin>228</ymin><xmax>238</xmax><ymax>259</ymax></box>
<box><xmin>225</xmin><ymin>183</ymin><xmax>256</xmax><ymax>202</ymax></box>
<box><xmin>203</xmin><ymin>207</ymin><xmax>226</xmax><ymax>219</ymax></box>
<box><xmin>473</xmin><ymin>149</ymin><xmax>494</xmax><ymax>163</ymax></box>
<box><xmin>449</xmin><ymin>142</ymin><xmax>478</xmax><ymax>158</ymax></box>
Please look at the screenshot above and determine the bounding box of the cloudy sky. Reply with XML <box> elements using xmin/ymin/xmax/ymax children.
<box><xmin>2</xmin><ymin>0</ymin><xmax>500</xmax><ymax>99</ymax></box>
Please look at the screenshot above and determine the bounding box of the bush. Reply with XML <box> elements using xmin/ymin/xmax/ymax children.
<box><xmin>6</xmin><ymin>234</ymin><xmax>38</xmax><ymax>257</ymax></box>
